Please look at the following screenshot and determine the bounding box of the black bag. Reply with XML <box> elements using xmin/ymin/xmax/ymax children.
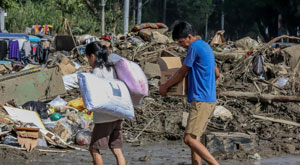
<box><xmin>22</xmin><ymin>101</ymin><xmax>49</xmax><ymax>119</ymax></box>
<box><xmin>0</xmin><ymin>40</ymin><xmax>8</xmax><ymax>60</ymax></box>
<box><xmin>55</xmin><ymin>35</ymin><xmax>76</xmax><ymax>51</ymax></box>
<box><xmin>39</xmin><ymin>48</ymin><xmax>49</xmax><ymax>64</ymax></box>
<box><xmin>253</xmin><ymin>54</ymin><xmax>264</xmax><ymax>75</ymax></box>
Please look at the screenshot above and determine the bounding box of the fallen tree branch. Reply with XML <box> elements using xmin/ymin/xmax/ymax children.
<box><xmin>127</xmin><ymin>118</ymin><xmax>154</xmax><ymax>143</ymax></box>
<box><xmin>253</xmin><ymin>115</ymin><xmax>300</xmax><ymax>127</ymax></box>
<box><xmin>218</xmin><ymin>91</ymin><xmax>300</xmax><ymax>103</ymax></box>
<box><xmin>85</xmin><ymin>0</ymin><xmax>98</xmax><ymax>16</ymax></box>
<box><xmin>127</xmin><ymin>110</ymin><xmax>163</xmax><ymax>142</ymax></box>
<box><xmin>266</xmin><ymin>35</ymin><xmax>300</xmax><ymax>47</ymax></box>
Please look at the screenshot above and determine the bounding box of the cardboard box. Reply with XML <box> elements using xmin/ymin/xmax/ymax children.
<box><xmin>157</xmin><ymin>57</ymin><xmax>182</xmax><ymax>71</ymax></box>
<box><xmin>158</xmin><ymin>57</ymin><xmax>186</xmax><ymax>96</ymax></box>
<box><xmin>161</xmin><ymin>69</ymin><xmax>186</xmax><ymax>96</ymax></box>
<box><xmin>15</xmin><ymin>127</ymin><xmax>39</xmax><ymax>152</ymax></box>
<box><xmin>58</xmin><ymin>56</ymin><xmax>76</xmax><ymax>75</ymax></box>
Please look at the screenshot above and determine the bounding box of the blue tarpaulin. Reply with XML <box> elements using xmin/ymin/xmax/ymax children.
<box><xmin>0</xmin><ymin>33</ymin><xmax>29</xmax><ymax>39</ymax></box>
<box><xmin>29</xmin><ymin>35</ymin><xmax>41</xmax><ymax>42</ymax></box>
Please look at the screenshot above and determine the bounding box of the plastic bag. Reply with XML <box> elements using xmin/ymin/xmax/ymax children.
<box><xmin>22</xmin><ymin>101</ymin><xmax>49</xmax><ymax>119</ymax></box>
<box><xmin>48</xmin><ymin>96</ymin><xmax>67</xmax><ymax>107</ymax></box>
<box><xmin>276</xmin><ymin>78</ymin><xmax>289</xmax><ymax>87</ymax></box>
<box><xmin>67</xmin><ymin>98</ymin><xmax>86</xmax><ymax>111</ymax></box>
<box><xmin>53</xmin><ymin>118</ymin><xmax>73</xmax><ymax>141</ymax></box>
<box><xmin>3</xmin><ymin>135</ymin><xmax>18</xmax><ymax>145</ymax></box>
<box><xmin>75</xmin><ymin>129</ymin><xmax>92</xmax><ymax>145</ymax></box>
<box><xmin>252</xmin><ymin>54</ymin><xmax>264</xmax><ymax>75</ymax></box>
<box><xmin>63</xmin><ymin>73</ymin><xmax>79</xmax><ymax>90</ymax></box>
<box><xmin>114</xmin><ymin>57</ymin><xmax>148</xmax><ymax>106</ymax></box>
<box><xmin>78</xmin><ymin>72</ymin><xmax>135</xmax><ymax>120</ymax></box>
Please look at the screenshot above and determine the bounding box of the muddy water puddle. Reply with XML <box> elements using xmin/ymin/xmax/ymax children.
<box><xmin>1</xmin><ymin>141</ymin><xmax>299</xmax><ymax>165</ymax></box>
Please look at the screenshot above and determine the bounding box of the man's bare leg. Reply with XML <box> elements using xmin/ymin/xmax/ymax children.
<box><xmin>89</xmin><ymin>148</ymin><xmax>103</xmax><ymax>165</ymax></box>
<box><xmin>111</xmin><ymin>148</ymin><xmax>126</xmax><ymax>165</ymax></box>
<box><xmin>191</xmin><ymin>136</ymin><xmax>202</xmax><ymax>165</ymax></box>
<box><xmin>184</xmin><ymin>133</ymin><xmax>219</xmax><ymax>165</ymax></box>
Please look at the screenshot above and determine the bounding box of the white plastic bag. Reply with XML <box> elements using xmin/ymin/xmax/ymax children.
<box><xmin>48</xmin><ymin>96</ymin><xmax>67</xmax><ymax>107</ymax></box>
<box><xmin>63</xmin><ymin>73</ymin><xmax>79</xmax><ymax>90</ymax></box>
<box><xmin>78</xmin><ymin>72</ymin><xmax>135</xmax><ymax>120</ymax></box>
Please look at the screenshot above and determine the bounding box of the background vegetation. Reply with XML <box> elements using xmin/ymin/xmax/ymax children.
<box><xmin>1</xmin><ymin>0</ymin><xmax>300</xmax><ymax>41</ymax></box>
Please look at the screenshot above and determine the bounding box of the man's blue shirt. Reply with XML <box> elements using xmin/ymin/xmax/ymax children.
<box><xmin>183</xmin><ymin>40</ymin><xmax>216</xmax><ymax>103</ymax></box>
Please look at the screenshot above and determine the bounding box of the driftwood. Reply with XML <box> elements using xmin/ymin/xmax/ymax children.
<box><xmin>253</xmin><ymin>115</ymin><xmax>300</xmax><ymax>127</ymax></box>
<box><xmin>266</xmin><ymin>35</ymin><xmax>300</xmax><ymax>47</ymax></box>
<box><xmin>214</xmin><ymin>51</ymin><xmax>246</xmax><ymax>61</ymax></box>
<box><xmin>219</xmin><ymin>91</ymin><xmax>300</xmax><ymax>103</ymax></box>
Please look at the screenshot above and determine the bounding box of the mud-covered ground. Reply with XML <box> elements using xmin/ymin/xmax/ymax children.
<box><xmin>1</xmin><ymin>141</ymin><xmax>299</xmax><ymax>165</ymax></box>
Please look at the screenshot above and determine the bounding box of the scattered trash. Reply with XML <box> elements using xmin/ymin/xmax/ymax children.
<box><xmin>210</xmin><ymin>30</ymin><xmax>226</xmax><ymax>46</ymax></box>
<box><xmin>22</xmin><ymin>101</ymin><xmax>49</xmax><ymax>119</ymax></box>
<box><xmin>67</xmin><ymin>98</ymin><xmax>86</xmax><ymax>111</ymax></box>
<box><xmin>48</xmin><ymin>96</ymin><xmax>67</xmax><ymax>107</ymax></box>
<box><xmin>75</xmin><ymin>129</ymin><xmax>92</xmax><ymax>145</ymax></box>
<box><xmin>63</xmin><ymin>73</ymin><xmax>79</xmax><ymax>90</ymax></box>
<box><xmin>276</xmin><ymin>77</ymin><xmax>289</xmax><ymax>87</ymax></box>
<box><xmin>213</xmin><ymin>106</ymin><xmax>233</xmax><ymax>121</ymax></box>
<box><xmin>15</xmin><ymin>127</ymin><xmax>39</xmax><ymax>152</ymax></box>
<box><xmin>248</xmin><ymin>153</ymin><xmax>261</xmax><ymax>160</ymax></box>
<box><xmin>3</xmin><ymin>135</ymin><xmax>18</xmax><ymax>145</ymax></box>
<box><xmin>50</xmin><ymin>113</ymin><xmax>62</xmax><ymax>121</ymax></box>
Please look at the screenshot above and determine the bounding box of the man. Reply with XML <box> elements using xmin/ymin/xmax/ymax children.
<box><xmin>159</xmin><ymin>21</ymin><xmax>220</xmax><ymax>165</ymax></box>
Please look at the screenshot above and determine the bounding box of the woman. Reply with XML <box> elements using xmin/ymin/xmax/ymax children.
<box><xmin>85</xmin><ymin>41</ymin><xmax>125</xmax><ymax>165</ymax></box>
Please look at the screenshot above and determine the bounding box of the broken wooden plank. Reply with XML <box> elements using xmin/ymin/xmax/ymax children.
<box><xmin>0</xmin><ymin>144</ymin><xmax>68</xmax><ymax>153</ymax></box>
<box><xmin>218</xmin><ymin>91</ymin><xmax>300</xmax><ymax>103</ymax></box>
<box><xmin>253</xmin><ymin>115</ymin><xmax>300</xmax><ymax>127</ymax></box>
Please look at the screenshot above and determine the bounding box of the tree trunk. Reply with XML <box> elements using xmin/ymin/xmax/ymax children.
<box><xmin>162</xmin><ymin>0</ymin><xmax>167</xmax><ymax>24</ymax></box>
<box><xmin>133</xmin><ymin>0</ymin><xmax>136</xmax><ymax>25</ymax></box>
<box><xmin>256</xmin><ymin>19</ymin><xmax>269</xmax><ymax>42</ymax></box>
<box><xmin>221</xmin><ymin>0</ymin><xmax>224</xmax><ymax>30</ymax></box>
<box><xmin>0</xmin><ymin>8</ymin><xmax>5</xmax><ymax>32</ymax></box>
<box><xmin>205</xmin><ymin>13</ymin><xmax>208</xmax><ymax>41</ymax></box>
<box><xmin>101</xmin><ymin>0</ymin><xmax>105</xmax><ymax>35</ymax></box>
<box><xmin>219</xmin><ymin>91</ymin><xmax>300</xmax><ymax>103</ymax></box>
<box><xmin>137</xmin><ymin>0</ymin><xmax>142</xmax><ymax>25</ymax></box>
<box><xmin>112</xmin><ymin>0</ymin><xmax>120</xmax><ymax>34</ymax></box>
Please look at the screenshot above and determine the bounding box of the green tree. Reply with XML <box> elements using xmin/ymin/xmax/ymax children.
<box><xmin>142</xmin><ymin>0</ymin><xmax>215</xmax><ymax>36</ymax></box>
<box><xmin>0</xmin><ymin>0</ymin><xmax>18</xmax><ymax>9</ymax></box>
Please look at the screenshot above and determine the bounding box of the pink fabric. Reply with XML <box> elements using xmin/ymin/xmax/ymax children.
<box><xmin>114</xmin><ymin>58</ymin><xmax>148</xmax><ymax>105</ymax></box>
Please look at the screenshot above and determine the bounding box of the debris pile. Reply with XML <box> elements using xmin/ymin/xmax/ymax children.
<box><xmin>0</xmin><ymin>24</ymin><xmax>299</xmax><ymax>160</ymax></box>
